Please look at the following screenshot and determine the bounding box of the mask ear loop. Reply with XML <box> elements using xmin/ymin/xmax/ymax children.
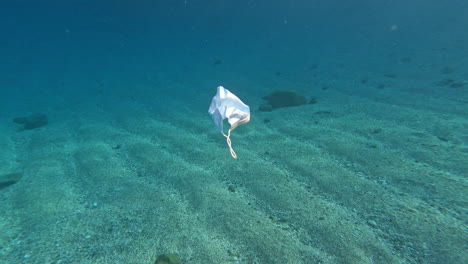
<box><xmin>221</xmin><ymin>114</ymin><xmax>250</xmax><ymax>159</ymax></box>
<box><xmin>222</xmin><ymin>128</ymin><xmax>237</xmax><ymax>159</ymax></box>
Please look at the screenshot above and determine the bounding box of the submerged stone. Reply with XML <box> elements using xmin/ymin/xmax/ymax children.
<box><xmin>154</xmin><ymin>253</ymin><xmax>181</xmax><ymax>264</ymax></box>
<box><xmin>261</xmin><ymin>90</ymin><xmax>307</xmax><ymax>110</ymax></box>
<box><xmin>0</xmin><ymin>172</ymin><xmax>22</xmax><ymax>189</ymax></box>
<box><xmin>13</xmin><ymin>114</ymin><xmax>48</xmax><ymax>130</ymax></box>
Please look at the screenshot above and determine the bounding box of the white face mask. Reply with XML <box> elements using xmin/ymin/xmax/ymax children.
<box><xmin>208</xmin><ymin>86</ymin><xmax>250</xmax><ymax>159</ymax></box>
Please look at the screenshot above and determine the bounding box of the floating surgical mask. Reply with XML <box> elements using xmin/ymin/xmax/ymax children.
<box><xmin>208</xmin><ymin>86</ymin><xmax>250</xmax><ymax>158</ymax></box>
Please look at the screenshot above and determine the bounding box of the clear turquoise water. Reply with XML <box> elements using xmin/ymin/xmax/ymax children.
<box><xmin>0</xmin><ymin>1</ymin><xmax>467</xmax><ymax>263</ymax></box>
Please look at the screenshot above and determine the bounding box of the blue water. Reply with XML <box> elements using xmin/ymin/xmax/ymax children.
<box><xmin>1</xmin><ymin>1</ymin><xmax>467</xmax><ymax>263</ymax></box>
<box><xmin>2</xmin><ymin>0</ymin><xmax>466</xmax><ymax>114</ymax></box>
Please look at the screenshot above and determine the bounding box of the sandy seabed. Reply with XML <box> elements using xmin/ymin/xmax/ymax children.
<box><xmin>0</xmin><ymin>70</ymin><xmax>467</xmax><ymax>264</ymax></box>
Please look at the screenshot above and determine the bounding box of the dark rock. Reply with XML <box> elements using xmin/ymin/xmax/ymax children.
<box><xmin>262</xmin><ymin>90</ymin><xmax>307</xmax><ymax>109</ymax></box>
<box><xmin>227</xmin><ymin>185</ymin><xmax>236</xmax><ymax>192</ymax></box>
<box><xmin>112</xmin><ymin>144</ymin><xmax>122</xmax><ymax>150</ymax></box>
<box><xmin>0</xmin><ymin>173</ymin><xmax>22</xmax><ymax>190</ymax></box>
<box><xmin>154</xmin><ymin>254</ymin><xmax>181</xmax><ymax>264</ymax></box>
<box><xmin>437</xmin><ymin>136</ymin><xmax>449</xmax><ymax>142</ymax></box>
<box><xmin>13</xmin><ymin>114</ymin><xmax>48</xmax><ymax>130</ymax></box>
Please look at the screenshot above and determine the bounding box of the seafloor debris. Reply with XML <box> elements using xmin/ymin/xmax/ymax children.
<box><xmin>13</xmin><ymin>113</ymin><xmax>48</xmax><ymax>130</ymax></box>
<box><xmin>259</xmin><ymin>90</ymin><xmax>308</xmax><ymax>111</ymax></box>
<box><xmin>0</xmin><ymin>172</ymin><xmax>22</xmax><ymax>190</ymax></box>
<box><xmin>154</xmin><ymin>253</ymin><xmax>181</xmax><ymax>264</ymax></box>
